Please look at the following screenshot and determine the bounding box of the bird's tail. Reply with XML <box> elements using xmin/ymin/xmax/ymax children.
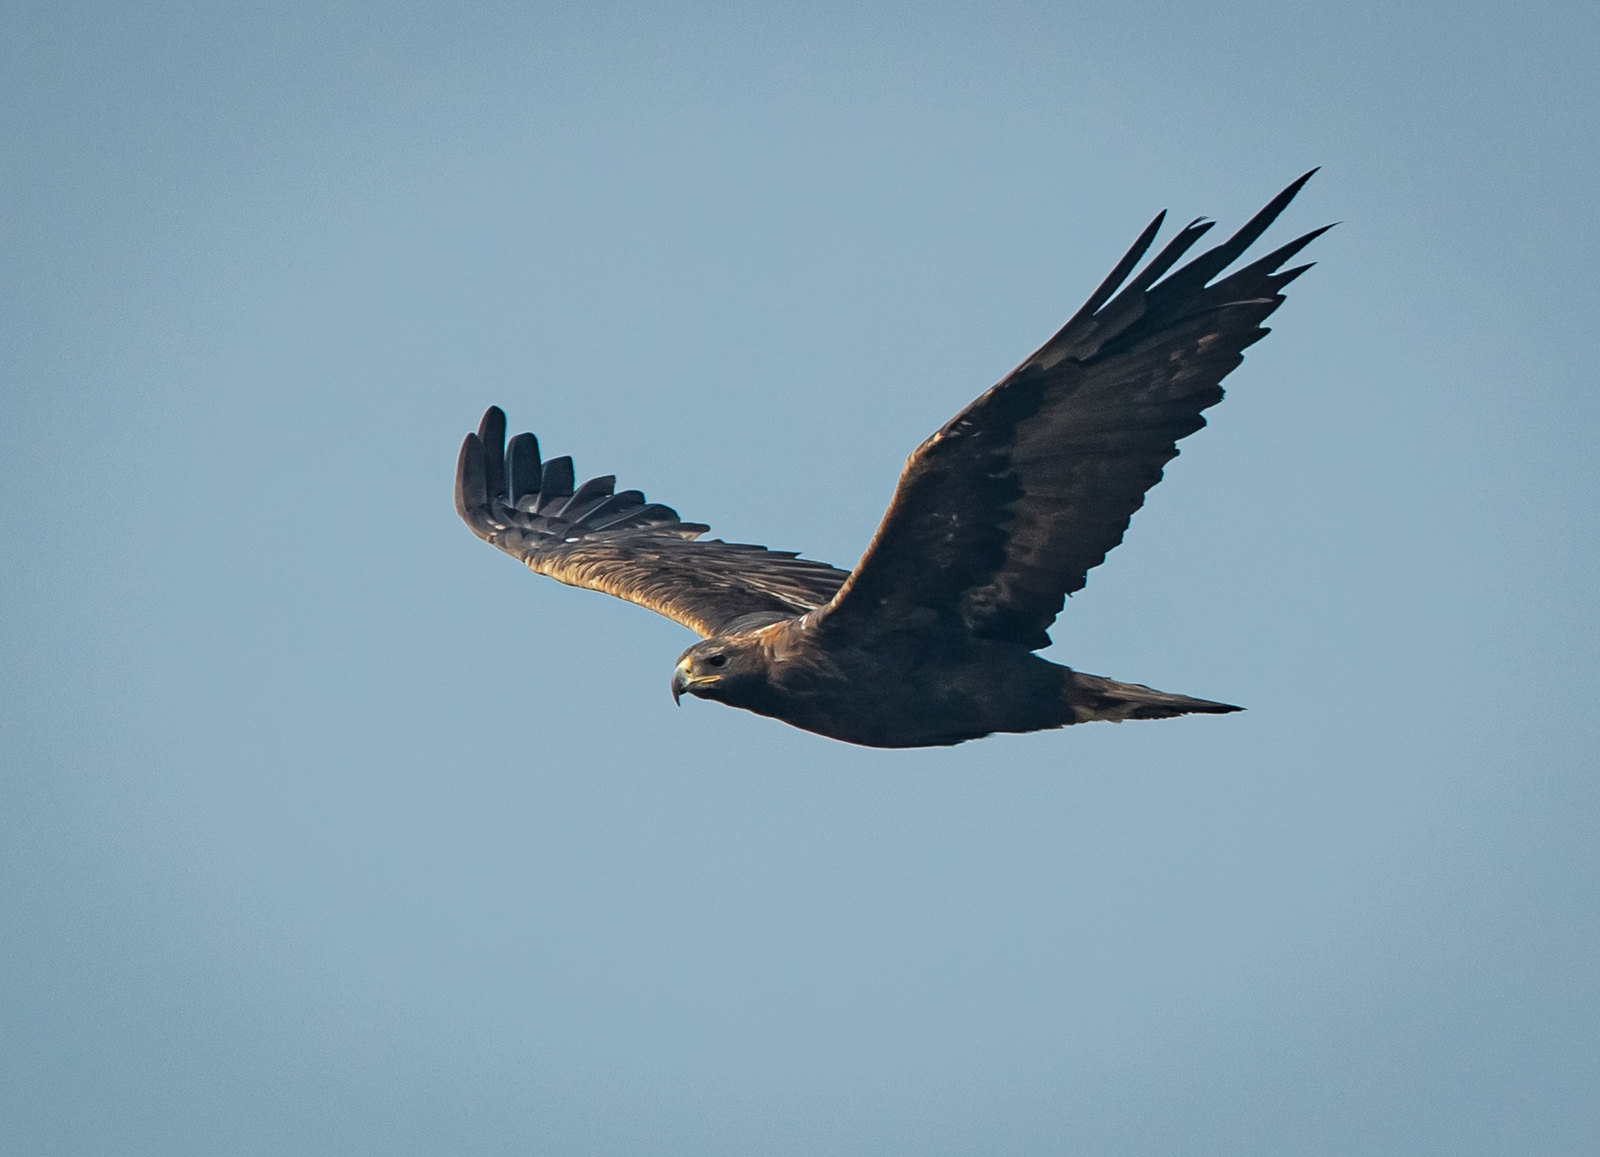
<box><xmin>1066</xmin><ymin>671</ymin><xmax>1242</xmax><ymax>723</ymax></box>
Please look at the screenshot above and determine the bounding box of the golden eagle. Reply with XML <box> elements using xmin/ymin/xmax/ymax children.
<box><xmin>456</xmin><ymin>174</ymin><xmax>1328</xmax><ymax>747</ymax></box>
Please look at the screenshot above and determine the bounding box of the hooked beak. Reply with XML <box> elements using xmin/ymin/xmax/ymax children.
<box><xmin>671</xmin><ymin>657</ymin><xmax>718</xmax><ymax>705</ymax></box>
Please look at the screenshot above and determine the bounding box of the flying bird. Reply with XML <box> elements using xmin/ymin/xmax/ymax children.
<box><xmin>456</xmin><ymin>173</ymin><xmax>1328</xmax><ymax>747</ymax></box>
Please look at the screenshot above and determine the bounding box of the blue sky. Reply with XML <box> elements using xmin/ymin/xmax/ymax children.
<box><xmin>4</xmin><ymin>2</ymin><xmax>1597</xmax><ymax>1153</ymax></box>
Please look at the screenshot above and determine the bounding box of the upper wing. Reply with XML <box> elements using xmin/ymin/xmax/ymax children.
<box><xmin>818</xmin><ymin>172</ymin><xmax>1331</xmax><ymax>650</ymax></box>
<box><xmin>455</xmin><ymin>407</ymin><xmax>850</xmax><ymax>638</ymax></box>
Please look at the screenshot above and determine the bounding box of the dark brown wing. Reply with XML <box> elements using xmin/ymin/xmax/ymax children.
<box><xmin>456</xmin><ymin>407</ymin><xmax>849</xmax><ymax>638</ymax></box>
<box><xmin>819</xmin><ymin>172</ymin><xmax>1330</xmax><ymax>650</ymax></box>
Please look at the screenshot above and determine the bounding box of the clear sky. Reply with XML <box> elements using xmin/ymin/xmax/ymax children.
<box><xmin>4</xmin><ymin>2</ymin><xmax>1597</xmax><ymax>1153</ymax></box>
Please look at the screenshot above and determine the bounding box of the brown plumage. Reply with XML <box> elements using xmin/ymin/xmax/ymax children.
<box><xmin>455</xmin><ymin>173</ymin><xmax>1328</xmax><ymax>747</ymax></box>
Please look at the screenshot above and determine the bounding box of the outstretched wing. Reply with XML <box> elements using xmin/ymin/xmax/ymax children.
<box><xmin>820</xmin><ymin>172</ymin><xmax>1330</xmax><ymax>650</ymax></box>
<box><xmin>456</xmin><ymin>407</ymin><xmax>849</xmax><ymax>638</ymax></box>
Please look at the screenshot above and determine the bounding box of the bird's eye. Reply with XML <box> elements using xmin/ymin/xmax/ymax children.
<box><xmin>706</xmin><ymin>653</ymin><xmax>728</xmax><ymax>668</ymax></box>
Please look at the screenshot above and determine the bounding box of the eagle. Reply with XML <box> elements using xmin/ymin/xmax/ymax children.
<box><xmin>455</xmin><ymin>173</ymin><xmax>1328</xmax><ymax>748</ymax></box>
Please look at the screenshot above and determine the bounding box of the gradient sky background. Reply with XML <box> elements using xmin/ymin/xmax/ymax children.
<box><xmin>4</xmin><ymin>2</ymin><xmax>1597</xmax><ymax>1154</ymax></box>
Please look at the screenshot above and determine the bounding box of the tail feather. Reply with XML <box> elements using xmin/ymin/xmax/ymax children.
<box><xmin>1067</xmin><ymin>671</ymin><xmax>1242</xmax><ymax>723</ymax></box>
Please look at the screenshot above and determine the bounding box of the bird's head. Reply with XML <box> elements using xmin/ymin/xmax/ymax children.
<box><xmin>671</xmin><ymin>637</ymin><xmax>769</xmax><ymax>707</ymax></box>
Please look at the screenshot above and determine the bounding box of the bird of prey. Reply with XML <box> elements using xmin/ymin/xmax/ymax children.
<box><xmin>456</xmin><ymin>173</ymin><xmax>1327</xmax><ymax>747</ymax></box>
